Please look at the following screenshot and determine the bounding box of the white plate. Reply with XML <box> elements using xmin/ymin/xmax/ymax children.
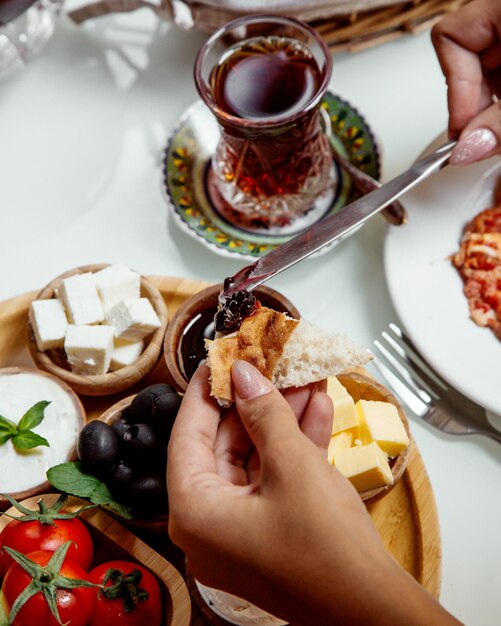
<box><xmin>384</xmin><ymin>140</ymin><xmax>501</xmax><ymax>416</ymax></box>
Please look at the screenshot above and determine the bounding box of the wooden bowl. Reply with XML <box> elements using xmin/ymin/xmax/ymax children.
<box><xmin>0</xmin><ymin>494</ymin><xmax>191</xmax><ymax>626</ymax></box>
<box><xmin>28</xmin><ymin>264</ymin><xmax>168</xmax><ymax>396</ymax></box>
<box><xmin>336</xmin><ymin>371</ymin><xmax>412</xmax><ymax>503</ymax></box>
<box><xmin>97</xmin><ymin>395</ymin><xmax>169</xmax><ymax>533</ymax></box>
<box><xmin>164</xmin><ymin>284</ymin><xmax>301</xmax><ymax>393</ymax></box>
<box><xmin>0</xmin><ymin>367</ymin><xmax>85</xmax><ymax>511</ymax></box>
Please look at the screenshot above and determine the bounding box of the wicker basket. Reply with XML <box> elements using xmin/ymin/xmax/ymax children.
<box><xmin>69</xmin><ymin>0</ymin><xmax>472</xmax><ymax>53</ymax></box>
<box><xmin>314</xmin><ymin>0</ymin><xmax>472</xmax><ymax>52</ymax></box>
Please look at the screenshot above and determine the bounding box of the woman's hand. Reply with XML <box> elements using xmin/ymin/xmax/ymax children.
<box><xmin>432</xmin><ymin>0</ymin><xmax>501</xmax><ymax>164</ymax></box>
<box><xmin>167</xmin><ymin>362</ymin><xmax>460</xmax><ymax>626</ymax></box>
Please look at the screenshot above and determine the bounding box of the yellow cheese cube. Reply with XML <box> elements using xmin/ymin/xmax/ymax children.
<box><xmin>334</xmin><ymin>442</ymin><xmax>393</xmax><ymax>492</ymax></box>
<box><xmin>327</xmin><ymin>377</ymin><xmax>358</xmax><ymax>435</ymax></box>
<box><xmin>327</xmin><ymin>431</ymin><xmax>353</xmax><ymax>465</ymax></box>
<box><xmin>356</xmin><ymin>400</ymin><xmax>409</xmax><ymax>458</ymax></box>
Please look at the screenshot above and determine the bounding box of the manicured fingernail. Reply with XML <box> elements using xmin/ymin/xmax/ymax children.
<box><xmin>450</xmin><ymin>128</ymin><xmax>498</xmax><ymax>165</ymax></box>
<box><xmin>231</xmin><ymin>360</ymin><xmax>272</xmax><ymax>400</ymax></box>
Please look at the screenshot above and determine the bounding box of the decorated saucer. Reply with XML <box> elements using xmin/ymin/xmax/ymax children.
<box><xmin>162</xmin><ymin>92</ymin><xmax>380</xmax><ymax>260</ymax></box>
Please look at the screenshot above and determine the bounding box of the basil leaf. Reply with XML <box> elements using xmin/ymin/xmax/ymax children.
<box><xmin>12</xmin><ymin>431</ymin><xmax>50</xmax><ymax>450</ymax></box>
<box><xmin>18</xmin><ymin>400</ymin><xmax>50</xmax><ymax>432</ymax></box>
<box><xmin>47</xmin><ymin>462</ymin><xmax>133</xmax><ymax>520</ymax></box>
<box><xmin>0</xmin><ymin>431</ymin><xmax>13</xmax><ymax>446</ymax></box>
<box><xmin>0</xmin><ymin>415</ymin><xmax>18</xmax><ymax>435</ymax></box>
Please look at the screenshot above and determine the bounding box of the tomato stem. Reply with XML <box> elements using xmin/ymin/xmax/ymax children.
<box><xmin>0</xmin><ymin>494</ymin><xmax>94</xmax><ymax>526</ymax></box>
<box><xmin>3</xmin><ymin>542</ymin><xmax>100</xmax><ymax>626</ymax></box>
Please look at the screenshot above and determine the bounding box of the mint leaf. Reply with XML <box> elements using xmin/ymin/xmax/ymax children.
<box><xmin>0</xmin><ymin>431</ymin><xmax>13</xmax><ymax>446</ymax></box>
<box><xmin>47</xmin><ymin>462</ymin><xmax>133</xmax><ymax>520</ymax></box>
<box><xmin>0</xmin><ymin>402</ymin><xmax>52</xmax><ymax>451</ymax></box>
<box><xmin>12</xmin><ymin>431</ymin><xmax>50</xmax><ymax>450</ymax></box>
<box><xmin>0</xmin><ymin>415</ymin><xmax>18</xmax><ymax>435</ymax></box>
<box><xmin>18</xmin><ymin>400</ymin><xmax>50</xmax><ymax>432</ymax></box>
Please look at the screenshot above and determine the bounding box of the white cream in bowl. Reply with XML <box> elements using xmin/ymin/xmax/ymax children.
<box><xmin>0</xmin><ymin>370</ymin><xmax>82</xmax><ymax>493</ymax></box>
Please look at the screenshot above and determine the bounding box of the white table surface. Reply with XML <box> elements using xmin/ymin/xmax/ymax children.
<box><xmin>1</xmin><ymin>7</ymin><xmax>499</xmax><ymax>625</ymax></box>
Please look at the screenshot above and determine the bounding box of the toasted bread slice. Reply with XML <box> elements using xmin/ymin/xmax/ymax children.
<box><xmin>205</xmin><ymin>306</ymin><xmax>371</xmax><ymax>406</ymax></box>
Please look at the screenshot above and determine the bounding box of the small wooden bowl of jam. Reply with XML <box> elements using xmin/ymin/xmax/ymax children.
<box><xmin>163</xmin><ymin>284</ymin><xmax>300</xmax><ymax>393</ymax></box>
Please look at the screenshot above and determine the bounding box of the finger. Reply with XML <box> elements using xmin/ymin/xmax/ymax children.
<box><xmin>214</xmin><ymin>406</ymin><xmax>254</xmax><ymax>486</ymax></box>
<box><xmin>449</xmin><ymin>100</ymin><xmax>501</xmax><ymax>165</ymax></box>
<box><xmin>167</xmin><ymin>364</ymin><xmax>221</xmax><ymax>492</ymax></box>
<box><xmin>431</xmin><ymin>2</ymin><xmax>501</xmax><ymax>134</ymax></box>
<box><xmin>231</xmin><ymin>361</ymin><xmax>302</xmax><ymax>459</ymax></box>
<box><xmin>298</xmin><ymin>391</ymin><xmax>333</xmax><ymax>453</ymax></box>
<box><xmin>282</xmin><ymin>383</ymin><xmax>318</xmax><ymax>422</ymax></box>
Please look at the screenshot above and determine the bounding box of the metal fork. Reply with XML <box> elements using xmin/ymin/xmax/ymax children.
<box><xmin>371</xmin><ymin>323</ymin><xmax>501</xmax><ymax>444</ymax></box>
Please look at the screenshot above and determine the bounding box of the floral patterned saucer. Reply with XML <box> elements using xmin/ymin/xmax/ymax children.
<box><xmin>162</xmin><ymin>92</ymin><xmax>380</xmax><ymax>260</ymax></box>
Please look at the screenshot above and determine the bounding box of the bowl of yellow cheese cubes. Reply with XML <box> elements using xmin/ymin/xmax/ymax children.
<box><xmin>327</xmin><ymin>372</ymin><xmax>411</xmax><ymax>502</ymax></box>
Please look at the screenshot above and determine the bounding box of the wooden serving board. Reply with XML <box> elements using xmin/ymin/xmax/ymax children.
<box><xmin>0</xmin><ymin>275</ymin><xmax>442</xmax><ymax>618</ymax></box>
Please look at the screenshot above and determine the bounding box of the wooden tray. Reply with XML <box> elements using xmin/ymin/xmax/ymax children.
<box><xmin>0</xmin><ymin>275</ymin><xmax>442</xmax><ymax>619</ymax></box>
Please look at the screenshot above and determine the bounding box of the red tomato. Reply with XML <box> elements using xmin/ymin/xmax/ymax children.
<box><xmin>88</xmin><ymin>560</ymin><xmax>162</xmax><ymax>626</ymax></box>
<box><xmin>0</xmin><ymin>517</ymin><xmax>94</xmax><ymax>577</ymax></box>
<box><xmin>1</xmin><ymin>549</ymin><xmax>96</xmax><ymax>626</ymax></box>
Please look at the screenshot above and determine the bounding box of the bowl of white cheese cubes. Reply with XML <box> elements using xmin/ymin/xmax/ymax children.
<box><xmin>27</xmin><ymin>264</ymin><xmax>168</xmax><ymax>396</ymax></box>
<box><xmin>327</xmin><ymin>372</ymin><xmax>411</xmax><ymax>502</ymax></box>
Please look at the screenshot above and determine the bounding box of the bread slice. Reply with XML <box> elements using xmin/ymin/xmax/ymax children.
<box><xmin>205</xmin><ymin>306</ymin><xmax>372</xmax><ymax>406</ymax></box>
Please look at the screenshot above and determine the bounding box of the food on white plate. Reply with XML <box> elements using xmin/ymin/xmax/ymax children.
<box><xmin>0</xmin><ymin>370</ymin><xmax>82</xmax><ymax>494</ymax></box>
<box><xmin>29</xmin><ymin>264</ymin><xmax>163</xmax><ymax>375</ymax></box>
<box><xmin>451</xmin><ymin>205</ymin><xmax>501</xmax><ymax>340</ymax></box>
<box><xmin>326</xmin><ymin>377</ymin><xmax>409</xmax><ymax>492</ymax></box>
<box><xmin>205</xmin><ymin>304</ymin><xmax>371</xmax><ymax>406</ymax></box>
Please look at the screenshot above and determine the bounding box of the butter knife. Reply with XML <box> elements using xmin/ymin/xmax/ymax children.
<box><xmin>221</xmin><ymin>140</ymin><xmax>456</xmax><ymax>299</ymax></box>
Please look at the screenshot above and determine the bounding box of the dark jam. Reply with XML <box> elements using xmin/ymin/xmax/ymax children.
<box><xmin>0</xmin><ymin>0</ymin><xmax>37</xmax><ymax>25</ymax></box>
<box><xmin>211</xmin><ymin>36</ymin><xmax>320</xmax><ymax>120</ymax></box>
<box><xmin>178</xmin><ymin>310</ymin><xmax>216</xmax><ymax>380</ymax></box>
<box><xmin>214</xmin><ymin>288</ymin><xmax>258</xmax><ymax>335</ymax></box>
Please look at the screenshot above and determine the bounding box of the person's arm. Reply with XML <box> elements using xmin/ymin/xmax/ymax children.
<box><xmin>432</xmin><ymin>0</ymin><xmax>501</xmax><ymax>165</ymax></box>
<box><xmin>167</xmin><ymin>361</ymin><xmax>461</xmax><ymax>626</ymax></box>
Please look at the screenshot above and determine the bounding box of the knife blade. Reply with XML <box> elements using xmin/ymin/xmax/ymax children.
<box><xmin>221</xmin><ymin>139</ymin><xmax>456</xmax><ymax>299</ymax></box>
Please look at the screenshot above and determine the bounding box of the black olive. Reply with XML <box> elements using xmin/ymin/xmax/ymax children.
<box><xmin>107</xmin><ymin>461</ymin><xmax>135</xmax><ymax>501</ymax></box>
<box><xmin>77</xmin><ymin>421</ymin><xmax>119</xmax><ymax>477</ymax></box>
<box><xmin>151</xmin><ymin>392</ymin><xmax>182</xmax><ymax>439</ymax></box>
<box><xmin>129</xmin><ymin>476</ymin><xmax>168</xmax><ymax>516</ymax></box>
<box><xmin>129</xmin><ymin>383</ymin><xmax>176</xmax><ymax>423</ymax></box>
<box><xmin>111</xmin><ymin>417</ymin><xmax>129</xmax><ymax>440</ymax></box>
<box><xmin>121</xmin><ymin>423</ymin><xmax>160</xmax><ymax>467</ymax></box>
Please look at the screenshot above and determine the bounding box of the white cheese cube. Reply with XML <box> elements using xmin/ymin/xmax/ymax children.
<box><xmin>58</xmin><ymin>273</ymin><xmax>104</xmax><ymax>326</ymax></box>
<box><xmin>106</xmin><ymin>298</ymin><xmax>161</xmax><ymax>341</ymax></box>
<box><xmin>64</xmin><ymin>324</ymin><xmax>114</xmax><ymax>375</ymax></box>
<box><xmin>29</xmin><ymin>299</ymin><xmax>68</xmax><ymax>351</ymax></box>
<box><xmin>94</xmin><ymin>264</ymin><xmax>141</xmax><ymax>313</ymax></box>
<box><xmin>110</xmin><ymin>338</ymin><xmax>144</xmax><ymax>371</ymax></box>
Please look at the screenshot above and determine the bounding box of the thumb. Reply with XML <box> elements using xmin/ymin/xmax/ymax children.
<box><xmin>231</xmin><ymin>360</ymin><xmax>303</xmax><ymax>460</ymax></box>
<box><xmin>450</xmin><ymin>101</ymin><xmax>501</xmax><ymax>165</ymax></box>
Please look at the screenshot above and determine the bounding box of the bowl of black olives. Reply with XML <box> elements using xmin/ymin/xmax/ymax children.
<box><xmin>77</xmin><ymin>382</ymin><xmax>182</xmax><ymax>530</ymax></box>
